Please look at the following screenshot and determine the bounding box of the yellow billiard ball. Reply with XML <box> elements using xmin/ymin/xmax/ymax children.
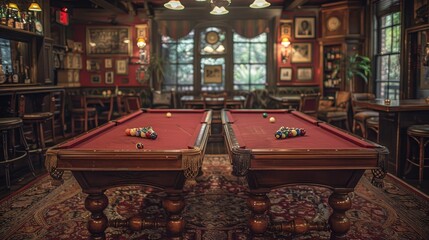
<box><xmin>269</xmin><ymin>117</ymin><xmax>276</xmax><ymax>123</ymax></box>
<box><xmin>166</xmin><ymin>112</ymin><xmax>172</xmax><ymax>118</ymax></box>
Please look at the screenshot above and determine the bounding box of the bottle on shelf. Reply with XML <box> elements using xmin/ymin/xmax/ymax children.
<box><xmin>0</xmin><ymin>5</ymin><xmax>7</xmax><ymax>25</ymax></box>
<box><xmin>7</xmin><ymin>8</ymin><xmax>14</xmax><ymax>28</ymax></box>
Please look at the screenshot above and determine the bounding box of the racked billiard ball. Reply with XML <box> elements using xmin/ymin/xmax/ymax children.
<box><xmin>262</xmin><ymin>112</ymin><xmax>268</xmax><ymax>118</ymax></box>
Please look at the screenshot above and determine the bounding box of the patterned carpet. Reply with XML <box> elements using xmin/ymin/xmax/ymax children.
<box><xmin>0</xmin><ymin>154</ymin><xmax>428</xmax><ymax>240</ymax></box>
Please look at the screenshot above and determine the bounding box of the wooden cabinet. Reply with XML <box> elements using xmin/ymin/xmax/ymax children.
<box><xmin>319</xmin><ymin>0</ymin><xmax>365</xmax><ymax>96</ymax></box>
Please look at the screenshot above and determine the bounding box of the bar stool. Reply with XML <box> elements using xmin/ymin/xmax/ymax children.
<box><xmin>404</xmin><ymin>124</ymin><xmax>429</xmax><ymax>186</ymax></box>
<box><xmin>0</xmin><ymin>117</ymin><xmax>35</xmax><ymax>189</ymax></box>
<box><xmin>18</xmin><ymin>95</ymin><xmax>55</xmax><ymax>162</ymax></box>
<box><xmin>365</xmin><ymin>117</ymin><xmax>379</xmax><ymax>142</ymax></box>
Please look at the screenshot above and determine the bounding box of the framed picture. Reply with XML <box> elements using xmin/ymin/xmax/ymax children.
<box><xmin>105</xmin><ymin>59</ymin><xmax>112</xmax><ymax>68</ymax></box>
<box><xmin>297</xmin><ymin>67</ymin><xmax>313</xmax><ymax>81</ymax></box>
<box><xmin>86</xmin><ymin>59</ymin><xmax>101</xmax><ymax>71</ymax></box>
<box><xmin>291</xmin><ymin>43</ymin><xmax>312</xmax><ymax>63</ymax></box>
<box><xmin>280</xmin><ymin>20</ymin><xmax>292</xmax><ymax>39</ymax></box>
<box><xmin>136</xmin><ymin>24</ymin><xmax>149</xmax><ymax>40</ymax></box>
<box><xmin>90</xmin><ymin>74</ymin><xmax>101</xmax><ymax>84</ymax></box>
<box><xmin>86</xmin><ymin>26</ymin><xmax>132</xmax><ymax>56</ymax></box>
<box><xmin>294</xmin><ymin>17</ymin><xmax>316</xmax><ymax>39</ymax></box>
<box><xmin>280</xmin><ymin>68</ymin><xmax>292</xmax><ymax>81</ymax></box>
<box><xmin>204</xmin><ymin>65</ymin><xmax>223</xmax><ymax>84</ymax></box>
<box><xmin>116</xmin><ymin>59</ymin><xmax>128</xmax><ymax>75</ymax></box>
<box><xmin>105</xmin><ymin>71</ymin><xmax>114</xmax><ymax>84</ymax></box>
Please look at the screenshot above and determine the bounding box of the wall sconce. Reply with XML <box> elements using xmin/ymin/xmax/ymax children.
<box><xmin>281</xmin><ymin>37</ymin><xmax>291</xmax><ymax>63</ymax></box>
<box><xmin>137</xmin><ymin>38</ymin><xmax>146</xmax><ymax>49</ymax></box>
<box><xmin>137</xmin><ymin>37</ymin><xmax>147</xmax><ymax>64</ymax></box>
<box><xmin>281</xmin><ymin>37</ymin><xmax>290</xmax><ymax>47</ymax></box>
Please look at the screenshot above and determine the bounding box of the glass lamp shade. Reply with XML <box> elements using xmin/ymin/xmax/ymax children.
<box><xmin>210</xmin><ymin>6</ymin><xmax>228</xmax><ymax>15</ymax></box>
<box><xmin>281</xmin><ymin>37</ymin><xmax>290</xmax><ymax>47</ymax></box>
<box><xmin>164</xmin><ymin>0</ymin><xmax>185</xmax><ymax>10</ymax></box>
<box><xmin>249</xmin><ymin>0</ymin><xmax>270</xmax><ymax>9</ymax></box>
<box><xmin>137</xmin><ymin>38</ymin><xmax>146</xmax><ymax>49</ymax></box>
<box><xmin>8</xmin><ymin>3</ymin><xmax>19</xmax><ymax>11</ymax></box>
<box><xmin>28</xmin><ymin>2</ymin><xmax>42</xmax><ymax>11</ymax></box>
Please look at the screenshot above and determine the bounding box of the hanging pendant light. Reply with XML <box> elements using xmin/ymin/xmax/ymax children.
<box><xmin>210</xmin><ymin>6</ymin><xmax>228</xmax><ymax>15</ymax></box>
<box><xmin>164</xmin><ymin>0</ymin><xmax>185</xmax><ymax>10</ymax></box>
<box><xmin>28</xmin><ymin>0</ymin><xmax>42</xmax><ymax>11</ymax></box>
<box><xmin>249</xmin><ymin>0</ymin><xmax>270</xmax><ymax>9</ymax></box>
<box><xmin>8</xmin><ymin>3</ymin><xmax>19</xmax><ymax>11</ymax></box>
<box><xmin>210</xmin><ymin>0</ymin><xmax>230</xmax><ymax>15</ymax></box>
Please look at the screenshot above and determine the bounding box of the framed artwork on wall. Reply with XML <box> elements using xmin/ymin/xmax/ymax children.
<box><xmin>90</xmin><ymin>74</ymin><xmax>101</xmax><ymax>84</ymax></box>
<box><xmin>294</xmin><ymin>17</ymin><xmax>316</xmax><ymax>39</ymax></box>
<box><xmin>280</xmin><ymin>20</ymin><xmax>292</xmax><ymax>39</ymax></box>
<box><xmin>279</xmin><ymin>68</ymin><xmax>292</xmax><ymax>81</ymax></box>
<box><xmin>105</xmin><ymin>59</ymin><xmax>112</xmax><ymax>68</ymax></box>
<box><xmin>297</xmin><ymin>67</ymin><xmax>313</xmax><ymax>81</ymax></box>
<box><xmin>116</xmin><ymin>59</ymin><xmax>128</xmax><ymax>75</ymax></box>
<box><xmin>86</xmin><ymin>59</ymin><xmax>101</xmax><ymax>71</ymax></box>
<box><xmin>291</xmin><ymin>43</ymin><xmax>312</xmax><ymax>63</ymax></box>
<box><xmin>204</xmin><ymin>65</ymin><xmax>223</xmax><ymax>84</ymax></box>
<box><xmin>105</xmin><ymin>71</ymin><xmax>114</xmax><ymax>84</ymax></box>
<box><xmin>86</xmin><ymin>26</ymin><xmax>132</xmax><ymax>56</ymax></box>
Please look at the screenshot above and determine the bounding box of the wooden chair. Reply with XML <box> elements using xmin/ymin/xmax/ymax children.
<box><xmin>50</xmin><ymin>91</ymin><xmax>66</xmax><ymax>140</ymax></box>
<box><xmin>70</xmin><ymin>95</ymin><xmax>98</xmax><ymax>135</ymax></box>
<box><xmin>351</xmin><ymin>93</ymin><xmax>379</xmax><ymax>138</ymax></box>
<box><xmin>152</xmin><ymin>91</ymin><xmax>176</xmax><ymax>109</ymax></box>
<box><xmin>92</xmin><ymin>95</ymin><xmax>114</xmax><ymax>124</ymax></box>
<box><xmin>203</xmin><ymin>92</ymin><xmax>227</xmax><ymax>110</ymax></box>
<box><xmin>317</xmin><ymin>91</ymin><xmax>351</xmax><ymax>131</ymax></box>
<box><xmin>123</xmin><ymin>95</ymin><xmax>142</xmax><ymax>113</ymax></box>
<box><xmin>298</xmin><ymin>93</ymin><xmax>321</xmax><ymax>118</ymax></box>
<box><xmin>244</xmin><ymin>91</ymin><xmax>255</xmax><ymax>109</ymax></box>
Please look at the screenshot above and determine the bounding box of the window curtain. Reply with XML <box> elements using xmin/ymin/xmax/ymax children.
<box><xmin>157</xmin><ymin>19</ymin><xmax>269</xmax><ymax>39</ymax></box>
<box><xmin>157</xmin><ymin>20</ymin><xmax>197</xmax><ymax>40</ymax></box>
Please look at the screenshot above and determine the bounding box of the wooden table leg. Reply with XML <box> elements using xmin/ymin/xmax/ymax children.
<box><xmin>163</xmin><ymin>191</ymin><xmax>185</xmax><ymax>240</ymax></box>
<box><xmin>85</xmin><ymin>191</ymin><xmax>109</xmax><ymax>240</ymax></box>
<box><xmin>328</xmin><ymin>189</ymin><xmax>352</xmax><ymax>240</ymax></box>
<box><xmin>247</xmin><ymin>191</ymin><xmax>270</xmax><ymax>238</ymax></box>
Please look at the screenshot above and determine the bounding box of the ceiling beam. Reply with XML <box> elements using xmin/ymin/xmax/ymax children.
<box><xmin>89</xmin><ymin>0</ymin><xmax>128</xmax><ymax>14</ymax></box>
<box><xmin>284</xmin><ymin>0</ymin><xmax>310</xmax><ymax>10</ymax></box>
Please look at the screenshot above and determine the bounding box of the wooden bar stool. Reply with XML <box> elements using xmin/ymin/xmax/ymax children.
<box><xmin>18</xmin><ymin>95</ymin><xmax>55</xmax><ymax>162</ymax></box>
<box><xmin>0</xmin><ymin>117</ymin><xmax>35</xmax><ymax>189</ymax></box>
<box><xmin>404</xmin><ymin>124</ymin><xmax>429</xmax><ymax>186</ymax></box>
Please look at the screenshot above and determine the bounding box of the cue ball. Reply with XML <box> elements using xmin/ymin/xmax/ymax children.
<box><xmin>269</xmin><ymin>117</ymin><xmax>276</xmax><ymax>123</ymax></box>
<box><xmin>262</xmin><ymin>112</ymin><xmax>268</xmax><ymax>118</ymax></box>
<box><xmin>166</xmin><ymin>112</ymin><xmax>172</xmax><ymax>118</ymax></box>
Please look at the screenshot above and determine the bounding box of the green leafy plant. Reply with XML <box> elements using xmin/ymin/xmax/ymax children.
<box><xmin>346</xmin><ymin>54</ymin><xmax>372</xmax><ymax>83</ymax></box>
<box><xmin>143</xmin><ymin>55</ymin><xmax>165</xmax><ymax>90</ymax></box>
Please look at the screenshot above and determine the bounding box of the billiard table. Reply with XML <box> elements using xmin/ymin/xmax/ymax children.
<box><xmin>221</xmin><ymin>109</ymin><xmax>388</xmax><ymax>240</ymax></box>
<box><xmin>45</xmin><ymin>109</ymin><xmax>212</xmax><ymax>240</ymax></box>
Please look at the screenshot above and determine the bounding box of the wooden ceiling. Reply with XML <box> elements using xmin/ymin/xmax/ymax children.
<box><xmin>53</xmin><ymin>0</ymin><xmax>340</xmax><ymax>24</ymax></box>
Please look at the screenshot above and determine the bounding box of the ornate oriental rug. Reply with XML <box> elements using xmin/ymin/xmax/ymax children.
<box><xmin>0</xmin><ymin>154</ymin><xmax>428</xmax><ymax>240</ymax></box>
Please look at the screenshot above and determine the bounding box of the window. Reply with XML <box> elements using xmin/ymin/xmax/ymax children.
<box><xmin>161</xmin><ymin>31</ymin><xmax>195</xmax><ymax>91</ymax></box>
<box><xmin>375</xmin><ymin>11</ymin><xmax>401</xmax><ymax>99</ymax></box>
<box><xmin>233</xmin><ymin>33</ymin><xmax>267</xmax><ymax>91</ymax></box>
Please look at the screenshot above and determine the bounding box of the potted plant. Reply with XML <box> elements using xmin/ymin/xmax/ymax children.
<box><xmin>346</xmin><ymin>53</ymin><xmax>371</xmax><ymax>92</ymax></box>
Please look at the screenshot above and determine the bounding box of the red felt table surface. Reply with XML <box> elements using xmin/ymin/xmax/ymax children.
<box><xmin>63</xmin><ymin>110</ymin><xmax>208</xmax><ymax>151</ymax></box>
<box><xmin>227</xmin><ymin>110</ymin><xmax>372</xmax><ymax>150</ymax></box>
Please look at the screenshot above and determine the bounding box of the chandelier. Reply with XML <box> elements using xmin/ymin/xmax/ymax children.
<box><xmin>163</xmin><ymin>0</ymin><xmax>271</xmax><ymax>15</ymax></box>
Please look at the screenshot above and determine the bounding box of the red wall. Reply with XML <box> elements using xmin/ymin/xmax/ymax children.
<box><xmin>71</xmin><ymin>23</ymin><xmax>149</xmax><ymax>87</ymax></box>
<box><xmin>277</xmin><ymin>11</ymin><xmax>321</xmax><ymax>88</ymax></box>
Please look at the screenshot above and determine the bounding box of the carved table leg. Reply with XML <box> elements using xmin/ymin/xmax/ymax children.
<box><xmin>328</xmin><ymin>190</ymin><xmax>352</xmax><ymax>240</ymax></box>
<box><xmin>247</xmin><ymin>191</ymin><xmax>270</xmax><ymax>239</ymax></box>
<box><xmin>85</xmin><ymin>191</ymin><xmax>109</xmax><ymax>240</ymax></box>
<box><xmin>163</xmin><ymin>191</ymin><xmax>185</xmax><ymax>240</ymax></box>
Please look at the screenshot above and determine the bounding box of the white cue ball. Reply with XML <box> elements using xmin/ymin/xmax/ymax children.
<box><xmin>166</xmin><ymin>112</ymin><xmax>172</xmax><ymax>118</ymax></box>
<box><xmin>269</xmin><ymin>117</ymin><xmax>276</xmax><ymax>123</ymax></box>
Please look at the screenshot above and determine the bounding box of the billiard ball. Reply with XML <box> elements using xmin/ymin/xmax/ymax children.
<box><xmin>269</xmin><ymin>117</ymin><xmax>276</xmax><ymax>123</ymax></box>
<box><xmin>262</xmin><ymin>112</ymin><xmax>268</xmax><ymax>118</ymax></box>
<box><xmin>136</xmin><ymin>142</ymin><xmax>144</xmax><ymax>149</ymax></box>
<box><xmin>166</xmin><ymin>112</ymin><xmax>172</xmax><ymax>118</ymax></box>
<box><xmin>125</xmin><ymin>128</ymin><xmax>131</xmax><ymax>136</ymax></box>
